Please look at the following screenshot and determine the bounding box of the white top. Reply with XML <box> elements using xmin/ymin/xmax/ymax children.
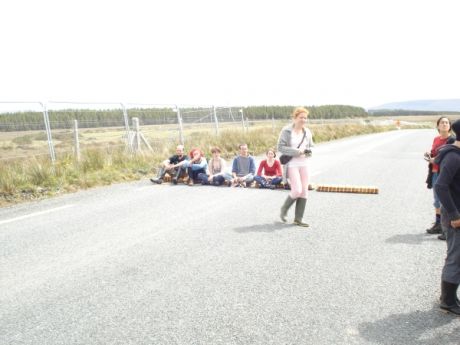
<box><xmin>289</xmin><ymin>128</ymin><xmax>312</xmax><ymax>167</ymax></box>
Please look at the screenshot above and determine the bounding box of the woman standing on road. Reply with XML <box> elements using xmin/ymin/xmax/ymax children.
<box><xmin>277</xmin><ymin>107</ymin><xmax>314</xmax><ymax>227</ymax></box>
<box><xmin>425</xmin><ymin>117</ymin><xmax>452</xmax><ymax>238</ymax></box>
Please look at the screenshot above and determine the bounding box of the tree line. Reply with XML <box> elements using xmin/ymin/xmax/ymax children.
<box><xmin>0</xmin><ymin>104</ymin><xmax>369</xmax><ymax>132</ymax></box>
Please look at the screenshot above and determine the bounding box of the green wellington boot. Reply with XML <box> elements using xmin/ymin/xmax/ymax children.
<box><xmin>280</xmin><ymin>196</ymin><xmax>296</xmax><ymax>222</ymax></box>
<box><xmin>293</xmin><ymin>198</ymin><xmax>309</xmax><ymax>227</ymax></box>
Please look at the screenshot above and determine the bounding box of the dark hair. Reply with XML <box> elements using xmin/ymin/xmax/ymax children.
<box><xmin>452</xmin><ymin>119</ymin><xmax>460</xmax><ymax>141</ymax></box>
<box><xmin>436</xmin><ymin>116</ymin><xmax>451</xmax><ymax>133</ymax></box>
<box><xmin>266</xmin><ymin>148</ymin><xmax>276</xmax><ymax>157</ymax></box>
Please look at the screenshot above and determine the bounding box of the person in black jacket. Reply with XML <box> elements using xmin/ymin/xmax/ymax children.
<box><xmin>434</xmin><ymin>119</ymin><xmax>460</xmax><ymax>315</ymax></box>
<box><xmin>150</xmin><ymin>144</ymin><xmax>189</xmax><ymax>184</ymax></box>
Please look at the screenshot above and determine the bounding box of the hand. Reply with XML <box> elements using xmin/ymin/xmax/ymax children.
<box><xmin>451</xmin><ymin>219</ymin><xmax>460</xmax><ymax>229</ymax></box>
<box><xmin>423</xmin><ymin>152</ymin><xmax>431</xmax><ymax>162</ymax></box>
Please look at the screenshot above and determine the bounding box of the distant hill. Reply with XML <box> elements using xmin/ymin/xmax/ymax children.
<box><xmin>370</xmin><ymin>99</ymin><xmax>460</xmax><ymax>112</ymax></box>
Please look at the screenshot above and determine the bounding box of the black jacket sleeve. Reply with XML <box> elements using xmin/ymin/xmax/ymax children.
<box><xmin>435</xmin><ymin>153</ymin><xmax>460</xmax><ymax>221</ymax></box>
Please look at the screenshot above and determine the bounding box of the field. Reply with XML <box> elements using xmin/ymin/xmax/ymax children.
<box><xmin>1</xmin><ymin>115</ymin><xmax>444</xmax><ymax>161</ymax></box>
<box><xmin>0</xmin><ymin>115</ymin><xmax>452</xmax><ymax>206</ymax></box>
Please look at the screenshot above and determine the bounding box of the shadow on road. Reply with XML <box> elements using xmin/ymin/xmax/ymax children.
<box><xmin>358</xmin><ymin>306</ymin><xmax>460</xmax><ymax>345</ymax></box>
<box><xmin>385</xmin><ymin>233</ymin><xmax>440</xmax><ymax>245</ymax></box>
<box><xmin>233</xmin><ymin>222</ymin><xmax>293</xmax><ymax>233</ymax></box>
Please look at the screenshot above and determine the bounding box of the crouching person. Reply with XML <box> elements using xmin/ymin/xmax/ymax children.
<box><xmin>150</xmin><ymin>144</ymin><xmax>188</xmax><ymax>185</ymax></box>
<box><xmin>231</xmin><ymin>143</ymin><xmax>256</xmax><ymax>187</ymax></box>
<box><xmin>185</xmin><ymin>148</ymin><xmax>208</xmax><ymax>186</ymax></box>
<box><xmin>254</xmin><ymin>148</ymin><xmax>283</xmax><ymax>189</ymax></box>
<box><xmin>198</xmin><ymin>146</ymin><xmax>232</xmax><ymax>186</ymax></box>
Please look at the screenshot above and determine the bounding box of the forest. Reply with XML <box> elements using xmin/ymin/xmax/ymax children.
<box><xmin>0</xmin><ymin>105</ymin><xmax>368</xmax><ymax>132</ymax></box>
<box><xmin>2</xmin><ymin>104</ymin><xmax>458</xmax><ymax>132</ymax></box>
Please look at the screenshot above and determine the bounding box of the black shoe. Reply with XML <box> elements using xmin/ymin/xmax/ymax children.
<box><xmin>172</xmin><ymin>178</ymin><xmax>178</xmax><ymax>185</ymax></box>
<box><xmin>426</xmin><ymin>222</ymin><xmax>442</xmax><ymax>234</ymax></box>
<box><xmin>438</xmin><ymin>233</ymin><xmax>446</xmax><ymax>241</ymax></box>
<box><xmin>439</xmin><ymin>296</ymin><xmax>460</xmax><ymax>306</ymax></box>
<box><xmin>440</xmin><ymin>302</ymin><xmax>460</xmax><ymax>316</ymax></box>
<box><xmin>150</xmin><ymin>178</ymin><xmax>163</xmax><ymax>184</ymax></box>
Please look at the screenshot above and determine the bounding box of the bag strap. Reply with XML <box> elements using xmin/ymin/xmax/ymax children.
<box><xmin>296</xmin><ymin>129</ymin><xmax>307</xmax><ymax>148</ymax></box>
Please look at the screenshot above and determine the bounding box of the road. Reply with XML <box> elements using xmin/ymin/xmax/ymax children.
<box><xmin>1</xmin><ymin>129</ymin><xmax>459</xmax><ymax>345</ymax></box>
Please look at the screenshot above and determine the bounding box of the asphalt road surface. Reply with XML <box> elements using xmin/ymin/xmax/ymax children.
<box><xmin>1</xmin><ymin>129</ymin><xmax>459</xmax><ymax>345</ymax></box>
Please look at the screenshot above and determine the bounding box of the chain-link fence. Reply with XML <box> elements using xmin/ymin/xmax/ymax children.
<box><xmin>0</xmin><ymin>102</ymin><xmax>53</xmax><ymax>162</ymax></box>
<box><xmin>1</xmin><ymin>101</ymin><xmax>394</xmax><ymax>164</ymax></box>
<box><xmin>1</xmin><ymin>102</ymin><xmax>293</xmax><ymax>163</ymax></box>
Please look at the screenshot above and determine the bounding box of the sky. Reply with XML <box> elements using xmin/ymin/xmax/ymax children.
<box><xmin>1</xmin><ymin>0</ymin><xmax>459</xmax><ymax>110</ymax></box>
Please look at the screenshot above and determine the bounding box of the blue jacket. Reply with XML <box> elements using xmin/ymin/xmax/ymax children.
<box><xmin>186</xmin><ymin>158</ymin><xmax>208</xmax><ymax>171</ymax></box>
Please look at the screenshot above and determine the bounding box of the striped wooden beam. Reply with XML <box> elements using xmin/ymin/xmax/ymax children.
<box><xmin>314</xmin><ymin>184</ymin><xmax>379</xmax><ymax>194</ymax></box>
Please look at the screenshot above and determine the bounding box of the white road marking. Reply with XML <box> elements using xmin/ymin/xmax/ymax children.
<box><xmin>0</xmin><ymin>205</ymin><xmax>74</xmax><ymax>226</ymax></box>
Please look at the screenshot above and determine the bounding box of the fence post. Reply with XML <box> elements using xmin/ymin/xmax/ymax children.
<box><xmin>213</xmin><ymin>106</ymin><xmax>219</xmax><ymax>136</ymax></box>
<box><xmin>239</xmin><ymin>108</ymin><xmax>245</xmax><ymax>133</ymax></box>
<box><xmin>73</xmin><ymin>120</ymin><xmax>81</xmax><ymax>162</ymax></box>
<box><xmin>40</xmin><ymin>102</ymin><xmax>56</xmax><ymax>163</ymax></box>
<box><xmin>175</xmin><ymin>105</ymin><xmax>184</xmax><ymax>145</ymax></box>
<box><xmin>121</xmin><ymin>103</ymin><xmax>133</xmax><ymax>153</ymax></box>
<box><xmin>132</xmin><ymin>117</ymin><xmax>141</xmax><ymax>152</ymax></box>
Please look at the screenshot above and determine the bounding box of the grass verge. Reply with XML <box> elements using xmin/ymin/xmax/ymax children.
<box><xmin>0</xmin><ymin>122</ymin><xmax>415</xmax><ymax>206</ymax></box>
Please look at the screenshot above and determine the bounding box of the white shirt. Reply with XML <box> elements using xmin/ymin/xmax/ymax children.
<box><xmin>289</xmin><ymin>128</ymin><xmax>312</xmax><ymax>167</ymax></box>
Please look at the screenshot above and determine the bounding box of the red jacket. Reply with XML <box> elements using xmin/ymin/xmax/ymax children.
<box><xmin>431</xmin><ymin>136</ymin><xmax>449</xmax><ymax>172</ymax></box>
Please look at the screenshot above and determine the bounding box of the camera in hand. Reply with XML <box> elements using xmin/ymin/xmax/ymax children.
<box><xmin>424</xmin><ymin>152</ymin><xmax>431</xmax><ymax>161</ymax></box>
<box><xmin>304</xmin><ymin>148</ymin><xmax>312</xmax><ymax>156</ymax></box>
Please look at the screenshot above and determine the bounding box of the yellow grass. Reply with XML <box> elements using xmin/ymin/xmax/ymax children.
<box><xmin>0</xmin><ymin>118</ymin><xmax>435</xmax><ymax>206</ymax></box>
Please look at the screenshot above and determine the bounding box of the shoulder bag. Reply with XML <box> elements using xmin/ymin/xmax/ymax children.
<box><xmin>279</xmin><ymin>129</ymin><xmax>306</xmax><ymax>165</ymax></box>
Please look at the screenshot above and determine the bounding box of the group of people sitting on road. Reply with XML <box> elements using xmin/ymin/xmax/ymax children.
<box><xmin>151</xmin><ymin>106</ymin><xmax>315</xmax><ymax>230</ymax></box>
<box><xmin>151</xmin><ymin>106</ymin><xmax>314</xmax><ymax>229</ymax></box>
<box><xmin>150</xmin><ymin>143</ymin><xmax>283</xmax><ymax>189</ymax></box>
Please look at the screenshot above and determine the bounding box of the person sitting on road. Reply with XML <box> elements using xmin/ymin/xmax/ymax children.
<box><xmin>198</xmin><ymin>146</ymin><xmax>232</xmax><ymax>186</ymax></box>
<box><xmin>254</xmin><ymin>148</ymin><xmax>283</xmax><ymax>189</ymax></box>
<box><xmin>150</xmin><ymin>144</ymin><xmax>189</xmax><ymax>185</ymax></box>
<box><xmin>231</xmin><ymin>143</ymin><xmax>256</xmax><ymax>187</ymax></box>
<box><xmin>185</xmin><ymin>148</ymin><xmax>208</xmax><ymax>186</ymax></box>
